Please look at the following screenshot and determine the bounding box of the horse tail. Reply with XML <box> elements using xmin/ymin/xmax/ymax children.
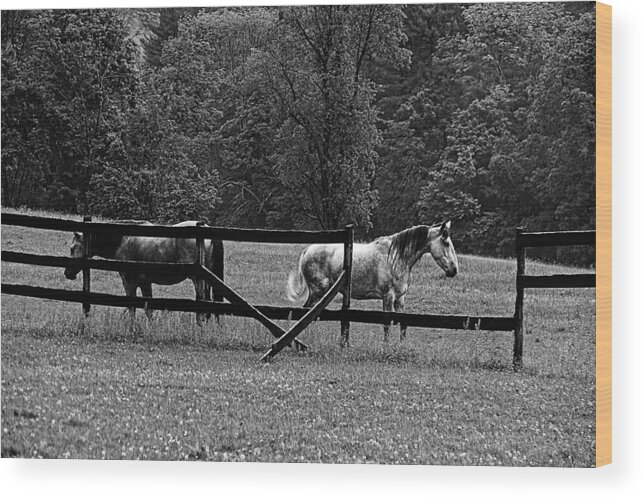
<box><xmin>210</xmin><ymin>239</ymin><xmax>224</xmax><ymax>281</ymax></box>
<box><xmin>206</xmin><ymin>238</ymin><xmax>224</xmax><ymax>305</ymax></box>
<box><xmin>287</xmin><ymin>249</ymin><xmax>310</xmax><ymax>305</ymax></box>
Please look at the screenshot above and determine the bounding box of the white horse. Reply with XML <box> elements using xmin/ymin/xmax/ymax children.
<box><xmin>287</xmin><ymin>221</ymin><xmax>459</xmax><ymax>340</ymax></box>
<box><xmin>64</xmin><ymin>220</ymin><xmax>223</xmax><ymax>326</ymax></box>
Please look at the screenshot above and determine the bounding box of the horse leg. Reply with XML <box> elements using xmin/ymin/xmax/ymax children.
<box><xmin>192</xmin><ymin>278</ymin><xmax>206</xmax><ymax>326</ymax></box>
<box><xmin>382</xmin><ymin>294</ymin><xmax>394</xmax><ymax>342</ymax></box>
<box><xmin>394</xmin><ymin>295</ymin><xmax>407</xmax><ymax>341</ymax></box>
<box><xmin>121</xmin><ymin>276</ymin><xmax>138</xmax><ymax>333</ymax></box>
<box><xmin>140</xmin><ymin>282</ymin><xmax>153</xmax><ymax>321</ymax></box>
<box><xmin>204</xmin><ymin>282</ymin><xmax>212</xmax><ymax>322</ymax></box>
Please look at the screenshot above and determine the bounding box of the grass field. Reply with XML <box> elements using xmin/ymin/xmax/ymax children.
<box><xmin>1</xmin><ymin>210</ymin><xmax>596</xmax><ymax>465</ymax></box>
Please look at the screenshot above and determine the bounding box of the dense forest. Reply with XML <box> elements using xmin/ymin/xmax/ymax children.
<box><xmin>1</xmin><ymin>3</ymin><xmax>596</xmax><ymax>263</ymax></box>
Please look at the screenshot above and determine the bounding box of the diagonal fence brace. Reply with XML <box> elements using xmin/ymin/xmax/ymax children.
<box><xmin>260</xmin><ymin>271</ymin><xmax>347</xmax><ymax>362</ymax></box>
<box><xmin>197</xmin><ymin>265</ymin><xmax>308</xmax><ymax>352</ymax></box>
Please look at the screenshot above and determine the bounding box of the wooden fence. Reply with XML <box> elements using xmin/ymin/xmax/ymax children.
<box><xmin>1</xmin><ymin>213</ymin><xmax>352</xmax><ymax>360</ymax></box>
<box><xmin>513</xmin><ymin>227</ymin><xmax>596</xmax><ymax>368</ymax></box>
<box><xmin>1</xmin><ymin>213</ymin><xmax>594</xmax><ymax>366</ymax></box>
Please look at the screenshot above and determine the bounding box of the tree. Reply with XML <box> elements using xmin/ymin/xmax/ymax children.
<box><xmin>1</xmin><ymin>9</ymin><xmax>140</xmax><ymax>211</ymax></box>
<box><xmin>241</xmin><ymin>5</ymin><xmax>410</xmax><ymax>230</ymax></box>
<box><xmin>2</xmin><ymin>5</ymin><xmax>597</xmax><ymax>265</ymax></box>
<box><xmin>523</xmin><ymin>9</ymin><xmax>596</xmax><ymax>263</ymax></box>
<box><xmin>171</xmin><ymin>8</ymin><xmax>280</xmax><ymax>227</ymax></box>
<box><xmin>1</xmin><ymin>11</ymin><xmax>48</xmax><ymax>207</ymax></box>
<box><xmin>87</xmin><ymin>11</ymin><xmax>226</xmax><ymax>223</ymax></box>
<box><xmin>371</xmin><ymin>4</ymin><xmax>466</xmax><ymax>235</ymax></box>
<box><xmin>407</xmin><ymin>3</ymin><xmax>595</xmax><ymax>260</ymax></box>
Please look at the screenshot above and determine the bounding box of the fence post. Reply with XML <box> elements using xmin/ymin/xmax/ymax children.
<box><xmin>514</xmin><ymin>227</ymin><xmax>526</xmax><ymax>370</ymax></box>
<box><xmin>340</xmin><ymin>224</ymin><xmax>354</xmax><ymax>348</ymax></box>
<box><xmin>82</xmin><ymin>215</ymin><xmax>92</xmax><ymax>317</ymax></box>
<box><xmin>196</xmin><ymin>221</ymin><xmax>206</xmax><ymax>320</ymax></box>
<box><xmin>212</xmin><ymin>239</ymin><xmax>225</xmax><ymax>323</ymax></box>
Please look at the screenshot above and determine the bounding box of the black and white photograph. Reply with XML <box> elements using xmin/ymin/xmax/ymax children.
<box><xmin>2</xmin><ymin>0</ymin><xmax>602</xmax><ymax>468</ymax></box>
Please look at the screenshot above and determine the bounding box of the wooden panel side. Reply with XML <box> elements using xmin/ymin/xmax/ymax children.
<box><xmin>596</xmin><ymin>1</ymin><xmax>612</xmax><ymax>468</ymax></box>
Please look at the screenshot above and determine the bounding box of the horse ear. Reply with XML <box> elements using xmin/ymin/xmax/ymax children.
<box><xmin>441</xmin><ymin>221</ymin><xmax>451</xmax><ymax>239</ymax></box>
<box><xmin>73</xmin><ymin>232</ymin><xmax>82</xmax><ymax>240</ymax></box>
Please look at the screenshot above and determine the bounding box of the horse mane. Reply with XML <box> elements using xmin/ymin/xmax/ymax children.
<box><xmin>387</xmin><ymin>221</ymin><xmax>449</xmax><ymax>270</ymax></box>
<box><xmin>387</xmin><ymin>225</ymin><xmax>431</xmax><ymax>270</ymax></box>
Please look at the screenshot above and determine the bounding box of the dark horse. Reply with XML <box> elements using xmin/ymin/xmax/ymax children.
<box><xmin>64</xmin><ymin>220</ymin><xmax>223</xmax><ymax>326</ymax></box>
<box><xmin>288</xmin><ymin>221</ymin><xmax>459</xmax><ymax>340</ymax></box>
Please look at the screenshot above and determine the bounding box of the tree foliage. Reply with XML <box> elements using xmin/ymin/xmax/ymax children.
<box><xmin>2</xmin><ymin>9</ymin><xmax>139</xmax><ymax>210</ymax></box>
<box><xmin>239</xmin><ymin>5</ymin><xmax>410</xmax><ymax>229</ymax></box>
<box><xmin>2</xmin><ymin>4</ymin><xmax>596</xmax><ymax>262</ymax></box>
<box><xmin>389</xmin><ymin>2</ymin><xmax>596</xmax><ymax>262</ymax></box>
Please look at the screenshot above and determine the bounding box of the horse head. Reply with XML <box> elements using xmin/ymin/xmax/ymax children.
<box><xmin>428</xmin><ymin>221</ymin><xmax>459</xmax><ymax>277</ymax></box>
<box><xmin>64</xmin><ymin>232</ymin><xmax>85</xmax><ymax>280</ymax></box>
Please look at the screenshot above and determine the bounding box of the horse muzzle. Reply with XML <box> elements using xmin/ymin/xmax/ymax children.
<box><xmin>445</xmin><ymin>269</ymin><xmax>458</xmax><ymax>278</ymax></box>
<box><xmin>64</xmin><ymin>268</ymin><xmax>79</xmax><ymax>280</ymax></box>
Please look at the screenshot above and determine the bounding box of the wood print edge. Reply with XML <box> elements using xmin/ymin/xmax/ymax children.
<box><xmin>596</xmin><ymin>0</ymin><xmax>612</xmax><ymax>468</ymax></box>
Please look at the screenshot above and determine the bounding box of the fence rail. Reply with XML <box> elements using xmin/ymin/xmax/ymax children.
<box><xmin>1</xmin><ymin>213</ymin><xmax>347</xmax><ymax>244</ymax></box>
<box><xmin>2</xmin><ymin>250</ymin><xmax>197</xmax><ymax>275</ymax></box>
<box><xmin>518</xmin><ymin>273</ymin><xmax>596</xmax><ymax>289</ymax></box>
<box><xmin>1</xmin><ymin>284</ymin><xmax>516</xmax><ymax>331</ymax></box>
<box><xmin>516</xmin><ymin>230</ymin><xmax>596</xmax><ymax>247</ymax></box>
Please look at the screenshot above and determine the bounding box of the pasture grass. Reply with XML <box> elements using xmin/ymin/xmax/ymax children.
<box><xmin>1</xmin><ymin>211</ymin><xmax>596</xmax><ymax>465</ymax></box>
